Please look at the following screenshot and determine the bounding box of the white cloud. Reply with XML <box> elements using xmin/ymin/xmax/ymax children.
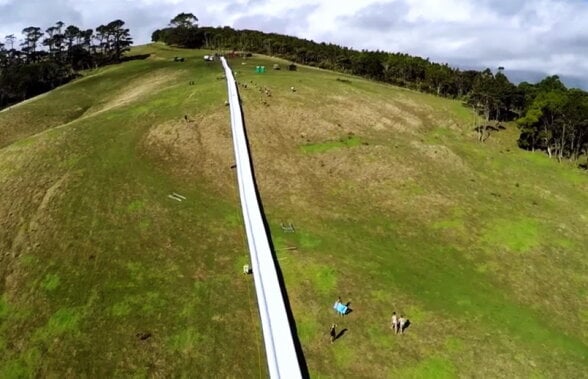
<box><xmin>405</xmin><ymin>0</ymin><xmax>477</xmax><ymax>22</ymax></box>
<box><xmin>1</xmin><ymin>0</ymin><xmax>587</xmax><ymax>87</ymax></box>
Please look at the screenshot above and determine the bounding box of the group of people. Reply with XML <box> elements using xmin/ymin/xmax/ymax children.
<box><xmin>329</xmin><ymin>296</ymin><xmax>410</xmax><ymax>344</ymax></box>
<box><xmin>329</xmin><ymin>297</ymin><xmax>349</xmax><ymax>344</ymax></box>
<box><xmin>390</xmin><ymin>311</ymin><xmax>407</xmax><ymax>334</ymax></box>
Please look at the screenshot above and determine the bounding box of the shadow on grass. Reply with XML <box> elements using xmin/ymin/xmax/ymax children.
<box><xmin>402</xmin><ymin>319</ymin><xmax>411</xmax><ymax>333</ymax></box>
<box><xmin>121</xmin><ymin>53</ymin><xmax>151</xmax><ymax>62</ymax></box>
<box><xmin>341</xmin><ymin>307</ymin><xmax>353</xmax><ymax>316</ymax></box>
<box><xmin>233</xmin><ymin>81</ymin><xmax>310</xmax><ymax>379</ymax></box>
<box><xmin>335</xmin><ymin>328</ymin><xmax>348</xmax><ymax>341</ymax></box>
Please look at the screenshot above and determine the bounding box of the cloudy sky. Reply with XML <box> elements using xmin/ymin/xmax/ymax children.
<box><xmin>1</xmin><ymin>0</ymin><xmax>587</xmax><ymax>87</ymax></box>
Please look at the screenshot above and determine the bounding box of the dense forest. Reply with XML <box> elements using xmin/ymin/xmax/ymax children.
<box><xmin>0</xmin><ymin>20</ymin><xmax>132</xmax><ymax>109</ymax></box>
<box><xmin>153</xmin><ymin>13</ymin><xmax>588</xmax><ymax>165</ymax></box>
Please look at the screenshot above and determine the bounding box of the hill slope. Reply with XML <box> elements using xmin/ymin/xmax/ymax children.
<box><xmin>1</xmin><ymin>43</ymin><xmax>587</xmax><ymax>377</ymax></box>
<box><xmin>0</xmin><ymin>44</ymin><xmax>266</xmax><ymax>377</ymax></box>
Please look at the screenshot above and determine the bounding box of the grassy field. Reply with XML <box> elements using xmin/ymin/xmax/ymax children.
<box><xmin>1</xmin><ymin>43</ymin><xmax>587</xmax><ymax>377</ymax></box>
<box><xmin>0</xmin><ymin>44</ymin><xmax>267</xmax><ymax>377</ymax></box>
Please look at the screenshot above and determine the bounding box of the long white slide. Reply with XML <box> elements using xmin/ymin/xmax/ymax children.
<box><xmin>221</xmin><ymin>57</ymin><xmax>303</xmax><ymax>379</ymax></box>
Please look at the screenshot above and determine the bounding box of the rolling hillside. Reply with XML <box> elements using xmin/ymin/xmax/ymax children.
<box><xmin>1</xmin><ymin>43</ymin><xmax>587</xmax><ymax>378</ymax></box>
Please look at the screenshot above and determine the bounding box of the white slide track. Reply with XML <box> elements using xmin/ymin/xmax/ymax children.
<box><xmin>221</xmin><ymin>57</ymin><xmax>303</xmax><ymax>379</ymax></box>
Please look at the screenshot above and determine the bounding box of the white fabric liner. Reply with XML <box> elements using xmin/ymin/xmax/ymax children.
<box><xmin>221</xmin><ymin>57</ymin><xmax>302</xmax><ymax>379</ymax></box>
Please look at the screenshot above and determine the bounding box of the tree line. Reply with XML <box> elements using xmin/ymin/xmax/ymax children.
<box><xmin>153</xmin><ymin>14</ymin><xmax>588</xmax><ymax>165</ymax></box>
<box><xmin>0</xmin><ymin>20</ymin><xmax>133</xmax><ymax>109</ymax></box>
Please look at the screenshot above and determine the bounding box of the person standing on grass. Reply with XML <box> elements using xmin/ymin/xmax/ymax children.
<box><xmin>330</xmin><ymin>323</ymin><xmax>337</xmax><ymax>343</ymax></box>
<box><xmin>391</xmin><ymin>312</ymin><xmax>399</xmax><ymax>334</ymax></box>
<box><xmin>399</xmin><ymin>315</ymin><xmax>406</xmax><ymax>334</ymax></box>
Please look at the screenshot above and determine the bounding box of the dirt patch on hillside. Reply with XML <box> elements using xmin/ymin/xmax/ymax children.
<box><xmin>142</xmin><ymin>110</ymin><xmax>234</xmax><ymax>190</ymax></box>
<box><xmin>85</xmin><ymin>71</ymin><xmax>180</xmax><ymax>117</ymax></box>
<box><xmin>233</xmin><ymin>85</ymin><xmax>464</xmax><ymax>221</ymax></box>
<box><xmin>332</xmin><ymin>95</ymin><xmax>428</xmax><ymax>135</ymax></box>
<box><xmin>314</xmin><ymin>145</ymin><xmax>414</xmax><ymax>186</ymax></box>
<box><xmin>410</xmin><ymin>141</ymin><xmax>469</xmax><ymax>171</ymax></box>
<box><xmin>234</xmin><ymin>98</ymin><xmax>416</xmax><ymax>213</ymax></box>
<box><xmin>318</xmin><ymin>97</ymin><xmax>425</xmax><ymax>135</ymax></box>
<box><xmin>238</xmin><ymin>95</ymin><xmax>425</xmax><ymax>149</ymax></box>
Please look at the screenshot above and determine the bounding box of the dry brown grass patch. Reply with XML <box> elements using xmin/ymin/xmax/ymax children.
<box><xmin>409</xmin><ymin>140</ymin><xmax>469</xmax><ymax>172</ymax></box>
<box><xmin>85</xmin><ymin>70</ymin><xmax>180</xmax><ymax>117</ymax></box>
<box><xmin>142</xmin><ymin>110</ymin><xmax>234</xmax><ymax>191</ymax></box>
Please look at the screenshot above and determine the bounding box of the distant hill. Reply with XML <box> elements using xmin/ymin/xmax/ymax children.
<box><xmin>505</xmin><ymin>69</ymin><xmax>588</xmax><ymax>90</ymax></box>
<box><xmin>154</xmin><ymin>25</ymin><xmax>588</xmax><ymax>163</ymax></box>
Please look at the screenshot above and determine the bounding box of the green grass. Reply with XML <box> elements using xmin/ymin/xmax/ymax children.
<box><xmin>233</xmin><ymin>50</ymin><xmax>587</xmax><ymax>377</ymax></box>
<box><xmin>301</xmin><ymin>135</ymin><xmax>362</xmax><ymax>153</ymax></box>
<box><xmin>40</xmin><ymin>273</ymin><xmax>61</xmax><ymax>291</ymax></box>
<box><xmin>1</xmin><ymin>44</ymin><xmax>587</xmax><ymax>377</ymax></box>
<box><xmin>482</xmin><ymin>217</ymin><xmax>540</xmax><ymax>253</ymax></box>
<box><xmin>0</xmin><ymin>44</ymin><xmax>266</xmax><ymax>377</ymax></box>
<box><xmin>390</xmin><ymin>357</ymin><xmax>457</xmax><ymax>379</ymax></box>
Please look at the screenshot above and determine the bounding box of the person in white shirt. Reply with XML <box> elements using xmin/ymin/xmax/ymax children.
<box><xmin>391</xmin><ymin>312</ymin><xmax>399</xmax><ymax>334</ymax></box>
<box><xmin>399</xmin><ymin>315</ymin><xmax>406</xmax><ymax>334</ymax></box>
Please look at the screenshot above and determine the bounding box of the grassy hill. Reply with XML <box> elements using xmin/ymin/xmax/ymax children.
<box><xmin>1</xmin><ymin>43</ymin><xmax>587</xmax><ymax>377</ymax></box>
